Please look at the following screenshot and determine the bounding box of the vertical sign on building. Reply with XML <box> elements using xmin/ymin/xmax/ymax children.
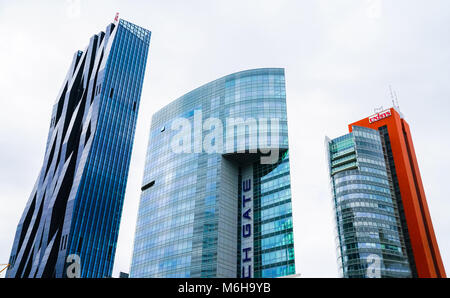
<box><xmin>241</xmin><ymin>166</ymin><xmax>254</xmax><ymax>278</ymax></box>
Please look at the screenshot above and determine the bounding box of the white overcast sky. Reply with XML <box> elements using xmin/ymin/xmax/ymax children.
<box><xmin>1</xmin><ymin>0</ymin><xmax>449</xmax><ymax>278</ymax></box>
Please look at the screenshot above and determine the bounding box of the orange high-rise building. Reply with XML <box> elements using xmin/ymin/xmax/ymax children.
<box><xmin>349</xmin><ymin>107</ymin><xmax>446</xmax><ymax>278</ymax></box>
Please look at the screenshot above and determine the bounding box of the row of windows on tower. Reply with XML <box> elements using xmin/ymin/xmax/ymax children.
<box><xmin>109</xmin><ymin>87</ymin><xmax>137</xmax><ymax>111</ymax></box>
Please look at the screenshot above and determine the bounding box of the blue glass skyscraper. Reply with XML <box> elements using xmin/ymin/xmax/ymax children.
<box><xmin>326</xmin><ymin>126</ymin><xmax>412</xmax><ymax>277</ymax></box>
<box><xmin>6</xmin><ymin>18</ymin><xmax>150</xmax><ymax>278</ymax></box>
<box><xmin>130</xmin><ymin>68</ymin><xmax>295</xmax><ymax>278</ymax></box>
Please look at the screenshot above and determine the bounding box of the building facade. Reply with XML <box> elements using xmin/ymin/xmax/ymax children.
<box><xmin>326</xmin><ymin>107</ymin><xmax>446</xmax><ymax>278</ymax></box>
<box><xmin>130</xmin><ymin>68</ymin><xmax>295</xmax><ymax>278</ymax></box>
<box><xmin>7</xmin><ymin>18</ymin><xmax>151</xmax><ymax>278</ymax></box>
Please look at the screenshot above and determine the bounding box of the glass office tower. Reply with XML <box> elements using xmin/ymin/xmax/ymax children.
<box><xmin>326</xmin><ymin>126</ymin><xmax>412</xmax><ymax>278</ymax></box>
<box><xmin>130</xmin><ymin>68</ymin><xmax>295</xmax><ymax>278</ymax></box>
<box><xmin>327</xmin><ymin>108</ymin><xmax>446</xmax><ymax>278</ymax></box>
<box><xmin>7</xmin><ymin>18</ymin><xmax>151</xmax><ymax>278</ymax></box>
<box><xmin>348</xmin><ymin>108</ymin><xmax>446</xmax><ymax>278</ymax></box>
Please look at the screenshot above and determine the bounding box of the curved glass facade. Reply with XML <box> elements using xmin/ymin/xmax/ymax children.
<box><xmin>130</xmin><ymin>68</ymin><xmax>295</xmax><ymax>278</ymax></box>
<box><xmin>327</xmin><ymin>126</ymin><xmax>412</xmax><ymax>278</ymax></box>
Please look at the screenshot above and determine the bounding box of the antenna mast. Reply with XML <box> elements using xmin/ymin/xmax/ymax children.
<box><xmin>389</xmin><ymin>85</ymin><xmax>400</xmax><ymax>111</ymax></box>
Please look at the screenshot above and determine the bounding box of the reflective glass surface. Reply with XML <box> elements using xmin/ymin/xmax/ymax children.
<box><xmin>130</xmin><ymin>68</ymin><xmax>295</xmax><ymax>278</ymax></box>
<box><xmin>327</xmin><ymin>126</ymin><xmax>412</xmax><ymax>278</ymax></box>
<box><xmin>66</xmin><ymin>20</ymin><xmax>151</xmax><ymax>278</ymax></box>
<box><xmin>253</xmin><ymin>151</ymin><xmax>295</xmax><ymax>278</ymax></box>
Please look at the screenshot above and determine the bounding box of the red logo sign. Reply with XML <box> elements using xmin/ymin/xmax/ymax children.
<box><xmin>369</xmin><ymin>109</ymin><xmax>392</xmax><ymax>124</ymax></box>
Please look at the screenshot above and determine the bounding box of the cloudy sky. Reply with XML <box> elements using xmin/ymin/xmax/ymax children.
<box><xmin>1</xmin><ymin>0</ymin><xmax>449</xmax><ymax>278</ymax></box>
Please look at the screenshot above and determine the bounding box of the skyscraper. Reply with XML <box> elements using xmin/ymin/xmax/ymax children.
<box><xmin>130</xmin><ymin>68</ymin><xmax>295</xmax><ymax>278</ymax></box>
<box><xmin>326</xmin><ymin>107</ymin><xmax>446</xmax><ymax>278</ymax></box>
<box><xmin>7</xmin><ymin>18</ymin><xmax>151</xmax><ymax>278</ymax></box>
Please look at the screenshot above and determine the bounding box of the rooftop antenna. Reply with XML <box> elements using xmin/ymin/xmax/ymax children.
<box><xmin>389</xmin><ymin>85</ymin><xmax>400</xmax><ymax>111</ymax></box>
